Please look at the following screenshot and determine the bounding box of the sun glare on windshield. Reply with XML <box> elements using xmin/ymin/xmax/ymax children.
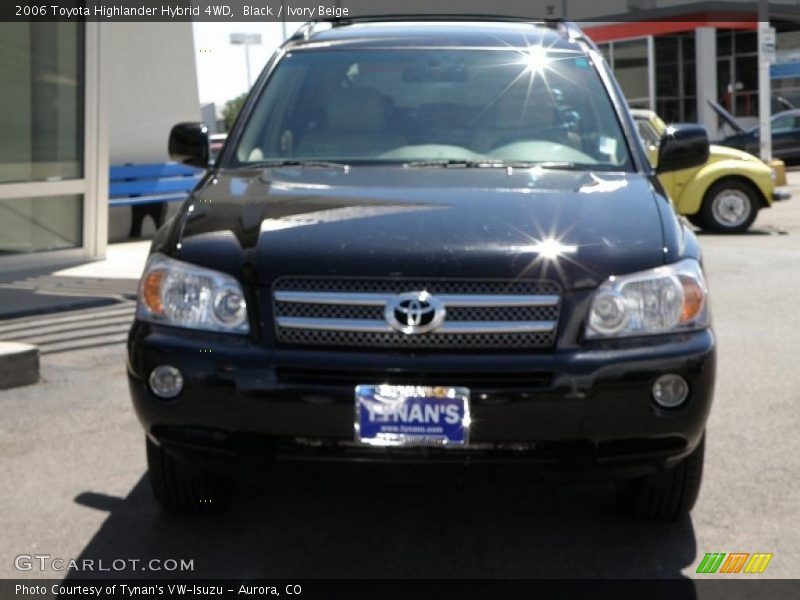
<box><xmin>519</xmin><ymin>45</ymin><xmax>551</xmax><ymax>75</ymax></box>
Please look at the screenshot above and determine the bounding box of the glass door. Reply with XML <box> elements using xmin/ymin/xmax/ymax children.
<box><xmin>0</xmin><ymin>22</ymin><xmax>88</xmax><ymax>256</ymax></box>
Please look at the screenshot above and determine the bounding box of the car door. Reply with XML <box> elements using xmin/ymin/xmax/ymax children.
<box><xmin>770</xmin><ymin>114</ymin><xmax>800</xmax><ymax>162</ymax></box>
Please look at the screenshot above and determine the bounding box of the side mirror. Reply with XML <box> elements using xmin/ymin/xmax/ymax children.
<box><xmin>169</xmin><ymin>122</ymin><xmax>209</xmax><ymax>168</ymax></box>
<box><xmin>656</xmin><ymin>123</ymin><xmax>709</xmax><ymax>173</ymax></box>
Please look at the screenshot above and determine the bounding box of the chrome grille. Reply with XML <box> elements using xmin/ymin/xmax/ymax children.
<box><xmin>271</xmin><ymin>278</ymin><xmax>561</xmax><ymax>350</ymax></box>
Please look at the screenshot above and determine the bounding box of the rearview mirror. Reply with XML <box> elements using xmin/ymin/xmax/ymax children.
<box><xmin>657</xmin><ymin>123</ymin><xmax>709</xmax><ymax>173</ymax></box>
<box><xmin>169</xmin><ymin>122</ymin><xmax>209</xmax><ymax>168</ymax></box>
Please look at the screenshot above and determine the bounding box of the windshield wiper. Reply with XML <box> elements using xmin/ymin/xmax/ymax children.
<box><xmin>246</xmin><ymin>158</ymin><xmax>603</xmax><ymax>171</ymax></box>
<box><xmin>526</xmin><ymin>161</ymin><xmax>580</xmax><ymax>170</ymax></box>
<box><xmin>245</xmin><ymin>159</ymin><xmax>351</xmax><ymax>171</ymax></box>
<box><xmin>404</xmin><ymin>159</ymin><xmax>507</xmax><ymax>168</ymax></box>
<box><xmin>403</xmin><ymin>159</ymin><xmax>589</xmax><ymax>170</ymax></box>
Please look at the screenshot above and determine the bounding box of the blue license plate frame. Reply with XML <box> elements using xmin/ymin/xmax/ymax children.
<box><xmin>355</xmin><ymin>384</ymin><xmax>470</xmax><ymax>447</ymax></box>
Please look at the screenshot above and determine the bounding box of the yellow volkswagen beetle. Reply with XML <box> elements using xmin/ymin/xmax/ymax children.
<box><xmin>632</xmin><ymin>109</ymin><xmax>789</xmax><ymax>232</ymax></box>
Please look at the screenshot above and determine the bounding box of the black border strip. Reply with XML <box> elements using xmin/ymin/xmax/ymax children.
<box><xmin>1</xmin><ymin>1</ymin><xmax>795</xmax><ymax>23</ymax></box>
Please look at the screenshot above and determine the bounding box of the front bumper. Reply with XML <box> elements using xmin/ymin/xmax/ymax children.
<box><xmin>127</xmin><ymin>323</ymin><xmax>715</xmax><ymax>478</ymax></box>
<box><xmin>772</xmin><ymin>189</ymin><xmax>791</xmax><ymax>202</ymax></box>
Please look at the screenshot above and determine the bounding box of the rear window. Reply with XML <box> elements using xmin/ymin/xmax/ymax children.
<box><xmin>233</xmin><ymin>47</ymin><xmax>631</xmax><ymax>169</ymax></box>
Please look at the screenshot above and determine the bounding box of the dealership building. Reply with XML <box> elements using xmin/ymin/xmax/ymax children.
<box><xmin>581</xmin><ymin>2</ymin><xmax>800</xmax><ymax>137</ymax></box>
<box><xmin>0</xmin><ymin>21</ymin><xmax>200</xmax><ymax>269</ymax></box>
<box><xmin>2</xmin><ymin>4</ymin><xmax>800</xmax><ymax>269</ymax></box>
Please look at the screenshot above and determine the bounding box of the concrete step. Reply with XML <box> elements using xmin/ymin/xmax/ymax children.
<box><xmin>0</xmin><ymin>314</ymin><xmax>134</xmax><ymax>342</ymax></box>
<box><xmin>0</xmin><ymin>302</ymin><xmax>135</xmax><ymax>331</ymax></box>
<box><xmin>41</xmin><ymin>333</ymin><xmax>129</xmax><ymax>355</ymax></box>
<box><xmin>0</xmin><ymin>342</ymin><xmax>39</xmax><ymax>390</ymax></box>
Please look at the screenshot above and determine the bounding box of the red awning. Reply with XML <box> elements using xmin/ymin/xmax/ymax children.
<box><xmin>584</xmin><ymin>13</ymin><xmax>757</xmax><ymax>43</ymax></box>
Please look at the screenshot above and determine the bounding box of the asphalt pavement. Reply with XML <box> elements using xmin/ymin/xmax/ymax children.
<box><xmin>1</xmin><ymin>179</ymin><xmax>799</xmax><ymax>580</ymax></box>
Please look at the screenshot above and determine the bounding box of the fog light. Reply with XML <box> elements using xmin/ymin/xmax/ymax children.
<box><xmin>149</xmin><ymin>365</ymin><xmax>184</xmax><ymax>399</ymax></box>
<box><xmin>651</xmin><ymin>374</ymin><xmax>689</xmax><ymax>408</ymax></box>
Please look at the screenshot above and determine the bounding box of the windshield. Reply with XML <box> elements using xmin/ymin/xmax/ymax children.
<box><xmin>232</xmin><ymin>47</ymin><xmax>631</xmax><ymax>170</ymax></box>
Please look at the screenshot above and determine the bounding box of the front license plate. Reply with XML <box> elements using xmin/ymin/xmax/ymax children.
<box><xmin>355</xmin><ymin>385</ymin><xmax>470</xmax><ymax>447</ymax></box>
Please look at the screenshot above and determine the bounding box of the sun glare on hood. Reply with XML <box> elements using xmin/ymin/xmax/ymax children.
<box><xmin>529</xmin><ymin>238</ymin><xmax>578</xmax><ymax>260</ymax></box>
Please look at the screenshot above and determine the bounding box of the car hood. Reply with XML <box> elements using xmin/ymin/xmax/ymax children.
<box><xmin>174</xmin><ymin>167</ymin><xmax>668</xmax><ymax>291</ymax></box>
<box><xmin>708</xmin><ymin>144</ymin><xmax>766</xmax><ymax>165</ymax></box>
<box><xmin>708</xmin><ymin>100</ymin><xmax>746</xmax><ymax>135</ymax></box>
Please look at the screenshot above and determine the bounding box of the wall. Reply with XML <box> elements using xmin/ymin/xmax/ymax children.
<box><xmin>107</xmin><ymin>22</ymin><xmax>200</xmax><ymax>165</ymax></box>
<box><xmin>104</xmin><ymin>23</ymin><xmax>200</xmax><ymax>241</ymax></box>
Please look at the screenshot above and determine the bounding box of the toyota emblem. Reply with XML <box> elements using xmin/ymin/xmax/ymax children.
<box><xmin>384</xmin><ymin>291</ymin><xmax>446</xmax><ymax>335</ymax></box>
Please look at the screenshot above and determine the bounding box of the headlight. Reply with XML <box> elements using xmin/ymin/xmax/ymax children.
<box><xmin>771</xmin><ymin>167</ymin><xmax>777</xmax><ymax>182</ymax></box>
<box><xmin>585</xmin><ymin>259</ymin><xmax>708</xmax><ymax>339</ymax></box>
<box><xmin>137</xmin><ymin>254</ymin><xmax>249</xmax><ymax>334</ymax></box>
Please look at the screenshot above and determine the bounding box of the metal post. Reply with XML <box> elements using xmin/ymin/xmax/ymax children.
<box><xmin>758</xmin><ymin>0</ymin><xmax>773</xmax><ymax>162</ymax></box>
<box><xmin>230</xmin><ymin>33</ymin><xmax>261</xmax><ymax>92</ymax></box>
<box><xmin>647</xmin><ymin>35</ymin><xmax>655</xmax><ymax>112</ymax></box>
<box><xmin>695</xmin><ymin>28</ymin><xmax>718</xmax><ymax>140</ymax></box>
<box><xmin>244</xmin><ymin>45</ymin><xmax>252</xmax><ymax>89</ymax></box>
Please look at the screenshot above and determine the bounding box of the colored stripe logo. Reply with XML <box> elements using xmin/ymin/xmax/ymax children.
<box><xmin>697</xmin><ymin>553</ymin><xmax>773</xmax><ymax>574</ymax></box>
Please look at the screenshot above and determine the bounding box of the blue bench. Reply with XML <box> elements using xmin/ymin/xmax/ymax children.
<box><xmin>109</xmin><ymin>163</ymin><xmax>203</xmax><ymax>207</ymax></box>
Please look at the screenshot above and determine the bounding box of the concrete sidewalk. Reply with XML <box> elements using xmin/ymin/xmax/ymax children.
<box><xmin>0</xmin><ymin>241</ymin><xmax>149</xmax><ymax>389</ymax></box>
<box><xmin>0</xmin><ymin>240</ymin><xmax>149</xmax><ymax>320</ymax></box>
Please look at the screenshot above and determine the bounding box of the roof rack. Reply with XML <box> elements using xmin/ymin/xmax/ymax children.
<box><xmin>326</xmin><ymin>14</ymin><xmax>551</xmax><ymax>25</ymax></box>
<box><xmin>287</xmin><ymin>14</ymin><xmax>574</xmax><ymax>42</ymax></box>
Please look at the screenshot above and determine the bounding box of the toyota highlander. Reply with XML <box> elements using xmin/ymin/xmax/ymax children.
<box><xmin>128</xmin><ymin>18</ymin><xmax>716</xmax><ymax>520</ymax></box>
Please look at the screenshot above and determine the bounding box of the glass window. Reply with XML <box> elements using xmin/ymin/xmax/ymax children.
<box><xmin>681</xmin><ymin>35</ymin><xmax>695</xmax><ymax>58</ymax></box>
<box><xmin>717</xmin><ymin>58</ymin><xmax>732</xmax><ymax>107</ymax></box>
<box><xmin>653</xmin><ymin>33</ymin><xmax>696</xmax><ymax>122</ymax></box>
<box><xmin>772</xmin><ymin>78</ymin><xmax>800</xmax><ymax>112</ymax></box>
<box><xmin>735</xmin><ymin>55</ymin><xmax>758</xmax><ymax>92</ymax></box>
<box><xmin>655</xmin><ymin>36</ymin><xmax>679</xmax><ymax>64</ymax></box>
<box><xmin>613</xmin><ymin>39</ymin><xmax>649</xmax><ymax>103</ymax></box>
<box><xmin>683</xmin><ymin>62</ymin><xmax>696</xmax><ymax>97</ymax></box>
<box><xmin>734</xmin><ymin>31</ymin><xmax>757</xmax><ymax>55</ymax></box>
<box><xmin>656</xmin><ymin>98</ymin><xmax>681</xmax><ymax>123</ymax></box>
<box><xmin>718</xmin><ymin>32</ymin><xmax>732</xmax><ymax>57</ymax></box>
<box><xmin>733</xmin><ymin>55</ymin><xmax>758</xmax><ymax>117</ymax></box>
<box><xmin>772</xmin><ymin>115</ymin><xmax>798</xmax><ymax>133</ymax></box>
<box><xmin>656</xmin><ymin>64</ymin><xmax>679</xmax><ymax>98</ymax></box>
<box><xmin>598</xmin><ymin>43</ymin><xmax>612</xmax><ymax>66</ymax></box>
<box><xmin>683</xmin><ymin>99</ymin><xmax>697</xmax><ymax>123</ymax></box>
<box><xmin>777</xmin><ymin>30</ymin><xmax>800</xmax><ymax>52</ymax></box>
<box><xmin>655</xmin><ymin>36</ymin><xmax>679</xmax><ymax>99</ymax></box>
<box><xmin>0</xmin><ymin>194</ymin><xmax>82</xmax><ymax>254</ymax></box>
<box><xmin>0</xmin><ymin>23</ymin><xmax>83</xmax><ymax>184</ymax></box>
<box><xmin>234</xmin><ymin>48</ymin><xmax>631</xmax><ymax>169</ymax></box>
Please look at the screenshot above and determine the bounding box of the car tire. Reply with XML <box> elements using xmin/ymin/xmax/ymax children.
<box><xmin>685</xmin><ymin>213</ymin><xmax>705</xmax><ymax>229</ymax></box>
<box><xmin>130</xmin><ymin>203</ymin><xmax>166</xmax><ymax>239</ymax></box>
<box><xmin>146</xmin><ymin>436</ymin><xmax>230</xmax><ymax>512</ymax></box>
<box><xmin>616</xmin><ymin>434</ymin><xmax>705</xmax><ymax>521</ymax></box>
<box><xmin>699</xmin><ymin>180</ymin><xmax>760</xmax><ymax>233</ymax></box>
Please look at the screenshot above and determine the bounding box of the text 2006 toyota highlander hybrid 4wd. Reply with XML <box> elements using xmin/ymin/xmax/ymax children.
<box><xmin>128</xmin><ymin>18</ymin><xmax>716</xmax><ymax>520</ymax></box>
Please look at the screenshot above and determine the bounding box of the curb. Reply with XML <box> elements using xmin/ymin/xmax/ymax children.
<box><xmin>0</xmin><ymin>342</ymin><xmax>40</xmax><ymax>390</ymax></box>
<box><xmin>0</xmin><ymin>296</ymin><xmax>123</xmax><ymax>322</ymax></box>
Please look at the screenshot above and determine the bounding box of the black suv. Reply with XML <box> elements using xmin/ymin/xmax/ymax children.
<box><xmin>129</xmin><ymin>18</ymin><xmax>715</xmax><ymax>520</ymax></box>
